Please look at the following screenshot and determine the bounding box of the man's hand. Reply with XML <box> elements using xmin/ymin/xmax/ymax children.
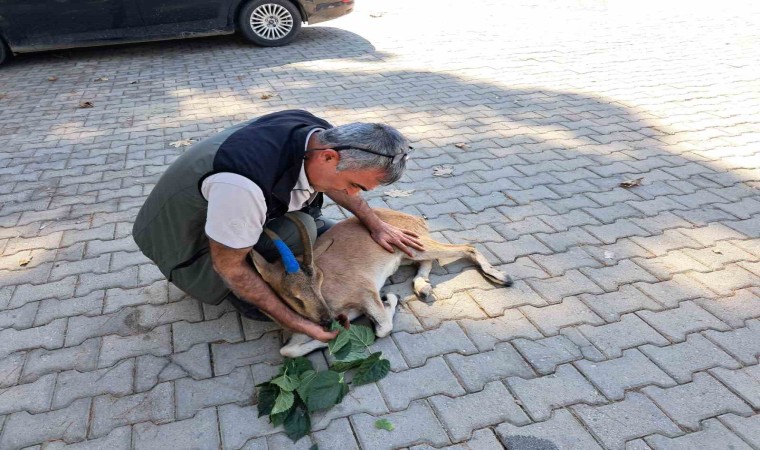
<box><xmin>370</xmin><ymin>220</ymin><xmax>425</xmax><ymax>257</ymax></box>
<box><xmin>300</xmin><ymin>321</ymin><xmax>339</xmax><ymax>342</ymax></box>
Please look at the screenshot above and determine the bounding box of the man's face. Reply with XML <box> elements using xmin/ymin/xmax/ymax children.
<box><xmin>305</xmin><ymin>149</ymin><xmax>386</xmax><ymax>196</ymax></box>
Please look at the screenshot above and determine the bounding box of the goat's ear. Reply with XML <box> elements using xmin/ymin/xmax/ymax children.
<box><xmin>250</xmin><ymin>250</ymin><xmax>274</xmax><ymax>280</ymax></box>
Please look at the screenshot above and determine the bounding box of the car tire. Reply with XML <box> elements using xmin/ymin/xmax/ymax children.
<box><xmin>238</xmin><ymin>0</ymin><xmax>302</xmax><ymax>47</ymax></box>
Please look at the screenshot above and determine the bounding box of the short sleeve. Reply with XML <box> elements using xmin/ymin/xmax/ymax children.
<box><xmin>203</xmin><ymin>178</ymin><xmax>267</xmax><ymax>249</ymax></box>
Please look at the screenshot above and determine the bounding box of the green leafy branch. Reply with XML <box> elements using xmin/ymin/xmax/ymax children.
<box><xmin>256</xmin><ymin>322</ymin><xmax>391</xmax><ymax>443</ymax></box>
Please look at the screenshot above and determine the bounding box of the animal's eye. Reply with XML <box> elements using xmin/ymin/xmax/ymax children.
<box><xmin>291</xmin><ymin>296</ymin><xmax>305</xmax><ymax>310</ymax></box>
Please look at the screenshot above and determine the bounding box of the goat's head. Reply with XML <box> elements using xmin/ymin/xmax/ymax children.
<box><xmin>250</xmin><ymin>215</ymin><xmax>336</xmax><ymax>327</ymax></box>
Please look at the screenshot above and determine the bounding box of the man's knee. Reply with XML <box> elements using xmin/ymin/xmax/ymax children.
<box><xmin>254</xmin><ymin>212</ymin><xmax>318</xmax><ymax>261</ymax></box>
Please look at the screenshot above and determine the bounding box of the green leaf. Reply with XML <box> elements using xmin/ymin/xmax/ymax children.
<box><xmin>256</xmin><ymin>383</ymin><xmax>279</xmax><ymax>417</ymax></box>
<box><xmin>347</xmin><ymin>324</ymin><xmax>375</xmax><ymax>348</ymax></box>
<box><xmin>272</xmin><ymin>390</ymin><xmax>295</xmax><ymax>415</ymax></box>
<box><xmin>296</xmin><ymin>369</ymin><xmax>317</xmax><ymax>402</ymax></box>
<box><xmin>283</xmin><ymin>357</ymin><xmax>314</xmax><ymax>377</ymax></box>
<box><xmin>271</xmin><ymin>374</ymin><xmax>300</xmax><ymax>392</ymax></box>
<box><xmin>328</xmin><ymin>329</ymin><xmax>351</xmax><ymax>355</ymax></box>
<box><xmin>270</xmin><ymin>409</ymin><xmax>289</xmax><ymax>427</ymax></box>
<box><xmin>301</xmin><ymin>370</ymin><xmax>346</xmax><ymax>412</ymax></box>
<box><xmin>352</xmin><ymin>353</ymin><xmax>390</xmax><ymax>386</ymax></box>
<box><xmin>330</xmin><ymin>358</ymin><xmax>365</xmax><ymax>372</ymax></box>
<box><xmin>283</xmin><ymin>404</ymin><xmax>311</xmax><ymax>442</ymax></box>
<box><xmin>375</xmin><ymin>418</ymin><xmax>395</xmax><ymax>431</ymax></box>
<box><xmin>329</xmin><ymin>320</ymin><xmax>344</xmax><ymax>331</ymax></box>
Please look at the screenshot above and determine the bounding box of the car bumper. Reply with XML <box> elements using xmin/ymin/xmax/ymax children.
<box><xmin>305</xmin><ymin>0</ymin><xmax>354</xmax><ymax>25</ymax></box>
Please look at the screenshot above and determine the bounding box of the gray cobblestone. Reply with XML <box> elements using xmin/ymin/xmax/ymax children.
<box><xmin>408</xmin><ymin>292</ymin><xmax>487</xmax><ymax>328</ymax></box>
<box><xmin>393</xmin><ymin>321</ymin><xmax>477</xmax><ymax>367</ymax></box>
<box><xmin>573</xmin><ymin>392</ymin><xmax>681</xmax><ymax>449</ymax></box>
<box><xmin>91</xmin><ymin>382</ymin><xmax>174</xmax><ymax>438</ymax></box>
<box><xmin>720</xmin><ymin>414</ymin><xmax>760</xmax><ymax>448</ymax></box>
<box><xmin>459</xmin><ymin>309</ymin><xmax>542</xmax><ymax>351</ymax></box>
<box><xmin>582</xmin><ymin>260</ymin><xmax>659</xmax><ymax>292</ymax></box>
<box><xmin>703</xmin><ymin>319</ymin><xmax>760</xmax><ymax>365</ymax></box>
<box><xmin>513</xmin><ymin>334</ymin><xmax>583</xmax><ymax>375</ymax></box>
<box><xmin>10</xmin><ymin>277</ymin><xmax>77</xmax><ymax>308</ymax></box>
<box><xmin>579</xmin><ymin>285</ymin><xmax>663</xmax><ymax>322</ymax></box>
<box><xmin>99</xmin><ymin>325</ymin><xmax>172</xmax><ymax>368</ymax></box>
<box><xmin>173</xmin><ymin>311</ymin><xmax>243</xmax><ymax>352</ymax></box>
<box><xmin>531</xmin><ymin>247</ymin><xmax>603</xmax><ymax>277</ymax></box>
<box><xmin>310</xmin><ymin>382</ymin><xmax>388</xmax><ymax>431</ymax></box>
<box><xmin>643</xmin><ymin>372</ymin><xmax>753</xmax><ymax>430</ymax></box>
<box><xmin>378</xmin><ymin>357</ymin><xmax>464</xmax><ymax>411</ymax></box>
<box><xmin>44</xmin><ymin>427</ymin><xmax>131</xmax><ymax>450</ymax></box>
<box><xmin>134</xmin><ymin>407</ymin><xmax>220</xmax><ymax>449</ymax></box>
<box><xmin>53</xmin><ymin>359</ymin><xmax>134</xmax><ymax>409</ymax></box>
<box><xmin>576</xmin><ymin>349</ymin><xmax>676</xmax><ymax>400</ymax></box>
<box><xmin>638</xmin><ymin>301</ymin><xmax>730</xmax><ymax>342</ymax></box>
<box><xmin>709</xmin><ymin>365</ymin><xmax>760</xmax><ymax>409</ymax></box>
<box><xmin>312</xmin><ymin>418</ymin><xmax>359</xmax><ymax>450</ymax></box>
<box><xmin>445</xmin><ymin>342</ymin><xmax>534</xmax><ymax>391</ymax></box>
<box><xmin>211</xmin><ymin>332</ymin><xmax>282</xmax><ymax>376</ymax></box>
<box><xmin>496</xmin><ymin>408</ymin><xmax>603</xmax><ymax>450</ymax></box>
<box><xmin>526</xmin><ymin>269</ymin><xmax>604</xmax><ymax>304</ymax></box>
<box><xmin>218</xmin><ymin>403</ymin><xmax>278</xmax><ymax>448</ymax></box>
<box><xmin>646</xmin><ymin>418</ymin><xmax>752</xmax><ymax>450</ymax></box>
<box><xmin>521</xmin><ymin>297</ymin><xmax>605</xmax><ymax>335</ymax></box>
<box><xmin>484</xmin><ymin>234</ymin><xmax>553</xmax><ymax>264</ymax></box>
<box><xmin>21</xmin><ymin>338</ymin><xmax>99</xmax><ymax>383</ymax></box>
<box><xmin>0</xmin><ymin>398</ymin><xmax>90</xmax><ymax>450</ymax></box>
<box><xmin>685</xmin><ymin>264</ymin><xmax>758</xmax><ymax>296</ymax></box>
<box><xmin>578</xmin><ymin>314</ymin><xmax>669</xmax><ymax>358</ymax></box>
<box><xmin>352</xmin><ymin>400</ymin><xmax>450</xmax><ymax>449</ymax></box>
<box><xmin>430</xmin><ymin>381</ymin><xmax>530</xmax><ymax>442</ymax></box>
<box><xmin>641</xmin><ymin>333</ymin><xmax>741</xmax><ymax>383</ymax></box>
<box><xmin>0</xmin><ymin>373</ymin><xmax>56</xmax><ymax>415</ymax></box>
<box><xmin>176</xmin><ymin>367</ymin><xmax>254</xmax><ymax>419</ymax></box>
<box><xmin>0</xmin><ymin>318</ymin><xmax>66</xmax><ymax>358</ymax></box>
<box><xmin>410</xmin><ymin>428</ymin><xmax>503</xmax><ymax>450</ymax></box>
<box><xmin>507</xmin><ymin>364</ymin><xmax>605</xmax><ymax>421</ymax></box>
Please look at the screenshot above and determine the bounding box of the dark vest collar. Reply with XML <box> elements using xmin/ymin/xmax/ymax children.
<box><xmin>270</xmin><ymin>125</ymin><xmax>318</xmax><ymax>215</ymax></box>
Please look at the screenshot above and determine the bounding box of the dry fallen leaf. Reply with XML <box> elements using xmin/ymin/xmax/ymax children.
<box><xmin>0</xmin><ymin>93</ymin><xmax>6</xmax><ymax>100</ymax></box>
<box><xmin>169</xmin><ymin>139</ymin><xmax>196</xmax><ymax>148</ymax></box>
<box><xmin>454</xmin><ymin>143</ymin><xmax>470</xmax><ymax>149</ymax></box>
<box><xmin>370</xmin><ymin>12</ymin><xmax>385</xmax><ymax>18</ymax></box>
<box><xmin>619</xmin><ymin>177</ymin><xmax>643</xmax><ymax>188</ymax></box>
<box><xmin>19</xmin><ymin>256</ymin><xmax>33</xmax><ymax>267</ymax></box>
<box><xmin>384</xmin><ymin>189</ymin><xmax>414</xmax><ymax>198</ymax></box>
<box><xmin>48</xmin><ymin>76</ymin><xmax>59</xmax><ymax>81</ymax></box>
<box><xmin>260</xmin><ymin>92</ymin><xmax>278</xmax><ymax>100</ymax></box>
<box><xmin>433</xmin><ymin>166</ymin><xmax>454</xmax><ymax>177</ymax></box>
<box><xmin>93</xmin><ymin>76</ymin><xmax>109</xmax><ymax>82</ymax></box>
<box><xmin>604</xmin><ymin>251</ymin><xmax>615</xmax><ymax>260</ymax></box>
<box><xmin>78</xmin><ymin>101</ymin><xmax>94</xmax><ymax>108</ymax></box>
<box><xmin>129</xmin><ymin>80</ymin><xmax>139</xmax><ymax>84</ymax></box>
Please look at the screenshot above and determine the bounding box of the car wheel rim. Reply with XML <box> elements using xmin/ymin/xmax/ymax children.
<box><xmin>250</xmin><ymin>3</ymin><xmax>294</xmax><ymax>40</ymax></box>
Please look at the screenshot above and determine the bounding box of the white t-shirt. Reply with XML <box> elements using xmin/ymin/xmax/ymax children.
<box><xmin>200</xmin><ymin>129</ymin><xmax>320</xmax><ymax>249</ymax></box>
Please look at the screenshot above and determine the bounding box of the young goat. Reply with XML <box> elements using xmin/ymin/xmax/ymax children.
<box><xmin>250</xmin><ymin>208</ymin><xmax>513</xmax><ymax>357</ymax></box>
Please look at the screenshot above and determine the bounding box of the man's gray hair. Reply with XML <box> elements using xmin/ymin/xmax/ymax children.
<box><xmin>316</xmin><ymin>123</ymin><xmax>410</xmax><ymax>184</ymax></box>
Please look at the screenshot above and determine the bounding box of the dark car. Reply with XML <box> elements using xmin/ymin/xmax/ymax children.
<box><xmin>0</xmin><ymin>0</ymin><xmax>353</xmax><ymax>65</ymax></box>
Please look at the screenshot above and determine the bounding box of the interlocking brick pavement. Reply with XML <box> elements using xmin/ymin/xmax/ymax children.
<box><xmin>1</xmin><ymin>0</ymin><xmax>759</xmax><ymax>448</ymax></box>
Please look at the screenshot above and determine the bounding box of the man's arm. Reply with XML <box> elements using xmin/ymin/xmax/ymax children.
<box><xmin>208</xmin><ymin>238</ymin><xmax>337</xmax><ymax>342</ymax></box>
<box><xmin>325</xmin><ymin>189</ymin><xmax>424</xmax><ymax>257</ymax></box>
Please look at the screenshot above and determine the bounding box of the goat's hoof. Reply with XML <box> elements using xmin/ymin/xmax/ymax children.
<box><xmin>382</xmin><ymin>293</ymin><xmax>399</xmax><ymax>309</ymax></box>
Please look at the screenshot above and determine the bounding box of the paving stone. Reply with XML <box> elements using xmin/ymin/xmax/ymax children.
<box><xmin>103</xmin><ymin>280</ymin><xmax>170</xmax><ymax>313</ymax></box>
<box><xmin>535</xmin><ymin>228</ymin><xmax>602</xmax><ymax>252</ymax></box>
<box><xmin>377</xmin><ymin>357</ymin><xmax>464</xmax><ymax>411</ymax></box>
<box><xmin>218</xmin><ymin>403</ymin><xmax>280</xmax><ymax>448</ymax></box>
<box><xmin>572</xmin><ymin>393</ymin><xmax>681</xmax><ymax>449</ymax></box>
<box><xmin>496</xmin><ymin>408</ymin><xmax>603</xmax><ymax>450</ymax></box>
<box><xmin>578</xmin><ymin>314</ymin><xmax>669</xmax><ymax>358</ymax></box>
<box><xmin>579</xmin><ymin>285</ymin><xmax>664</xmax><ymax>322</ymax></box>
<box><xmin>310</xmin><ymin>382</ymin><xmax>388</xmax><ymax>431</ymax></box>
<box><xmin>134</xmin><ymin>407</ymin><xmax>220</xmax><ymax>450</ymax></box>
<box><xmin>0</xmin><ymin>373</ymin><xmax>56</xmax><ymax>415</ymax></box>
<box><xmin>170</xmin><ymin>343</ymin><xmax>213</xmax><ymax>380</ymax></box>
<box><xmin>585</xmin><ymin>203</ymin><xmax>643</xmax><ymax>224</ymax></box>
<box><xmin>642</xmin><ymin>372</ymin><xmax>753</xmax><ymax>430</ymax></box>
<box><xmin>53</xmin><ymin>359</ymin><xmax>134</xmax><ymax>409</ymax></box>
<box><xmin>393</xmin><ymin>321</ymin><xmax>477</xmax><ymax>367</ymax></box>
<box><xmin>584</xmin><ymin>219</ymin><xmax>650</xmax><ymax>245</ymax></box>
<box><xmin>709</xmin><ymin>365</ymin><xmax>760</xmax><ymax>409</ymax></box>
<box><xmin>526</xmin><ymin>269</ymin><xmax>604</xmax><ymax>304</ymax></box>
<box><xmin>175</xmin><ymin>366</ymin><xmax>254</xmax><ymax>419</ymax></box>
<box><xmin>638</xmin><ymin>301</ymin><xmax>730</xmax><ymax>342</ymax></box>
<box><xmin>352</xmin><ymin>400</ymin><xmax>450</xmax><ymax>449</ymax></box>
<box><xmin>459</xmin><ymin>309</ymin><xmax>543</xmax><ymax>351</ymax></box>
<box><xmin>410</xmin><ymin>428</ymin><xmax>503</xmax><ymax>450</ymax></box>
<box><xmin>682</xmin><ymin>240</ymin><xmax>757</xmax><ymax>271</ymax></box>
<box><xmin>531</xmin><ymin>247</ymin><xmax>603</xmax><ymax>277</ymax></box>
<box><xmin>630</xmin><ymin>211</ymin><xmax>693</xmax><ymax>235</ymax></box>
<box><xmin>630</xmin><ymin>230</ymin><xmax>703</xmax><ymax>257</ymax></box>
<box><xmin>44</xmin><ymin>427</ymin><xmax>131</xmax><ymax>450</ymax></box>
<box><xmin>0</xmin><ymin>398</ymin><xmax>90</xmax><ymax>449</ymax></box>
<box><xmin>10</xmin><ymin>277</ymin><xmax>77</xmax><ymax>308</ymax></box>
<box><xmin>634</xmin><ymin>274</ymin><xmax>717</xmax><ymax>307</ymax></box>
<box><xmin>34</xmin><ymin>291</ymin><xmax>104</xmax><ymax>326</ymax></box>
<box><xmin>266</xmin><ymin>431</ymin><xmax>314</xmax><ymax>449</ymax></box>
<box><xmin>75</xmin><ymin>267</ymin><xmax>138</xmax><ymax>297</ymax></box>
<box><xmin>0</xmin><ymin>352</ymin><xmax>24</xmax><ymax>388</ymax></box>
<box><xmin>581</xmin><ymin>260</ymin><xmax>659</xmax><ymax>292</ymax></box>
<box><xmin>429</xmin><ymin>269</ymin><xmax>500</xmax><ymax>300</ymax></box>
<box><xmin>632</xmin><ymin>250</ymin><xmax>712</xmax><ymax>280</ymax></box>
<box><xmin>468</xmin><ymin>282</ymin><xmax>548</xmax><ymax>317</ymax></box>
<box><xmin>446</xmin><ymin>341</ymin><xmax>534</xmax><ymax>391</ymax></box>
<box><xmin>645</xmin><ymin>418</ymin><xmax>752</xmax><ymax>450</ymax></box>
<box><xmin>173</xmin><ymin>311</ymin><xmax>243</xmax><ymax>352</ymax></box>
<box><xmin>211</xmin><ymin>332</ymin><xmax>282</xmax><ymax>376</ymax></box>
<box><xmin>720</xmin><ymin>414</ymin><xmax>760</xmax><ymax>448</ymax></box>
<box><xmin>312</xmin><ymin>418</ymin><xmax>359</xmax><ymax>450</ymax></box>
<box><xmin>513</xmin><ymin>334</ymin><xmax>583</xmax><ymax>375</ymax></box>
<box><xmin>625</xmin><ymin>439</ymin><xmax>654</xmax><ymax>450</ymax></box>
<box><xmin>90</xmin><ymin>382</ymin><xmax>174</xmax><ymax>438</ymax></box>
<box><xmin>408</xmin><ymin>292</ymin><xmax>487</xmax><ymax>328</ymax></box>
<box><xmin>685</xmin><ymin>264</ymin><xmax>758</xmax><ymax>296</ymax></box>
<box><xmin>640</xmin><ymin>333</ymin><xmax>741</xmax><ymax>383</ymax></box>
<box><xmin>0</xmin><ymin>318</ymin><xmax>66</xmax><ymax>358</ymax></box>
<box><xmin>134</xmin><ymin>354</ymin><xmax>170</xmax><ymax>393</ymax></box>
<box><xmin>484</xmin><ymin>234</ymin><xmax>553</xmax><ymax>264</ymax></box>
<box><xmin>506</xmin><ymin>364</ymin><xmax>605</xmax><ymax>421</ymax></box>
<box><xmin>521</xmin><ymin>297</ymin><xmax>605</xmax><ymax>335</ymax></box>
<box><xmin>492</xmin><ymin>216</ymin><xmax>554</xmax><ymax>239</ymax></box>
<box><xmin>0</xmin><ymin>302</ymin><xmax>38</xmax><ymax>329</ymax></box>
<box><xmin>703</xmin><ymin>320</ymin><xmax>760</xmax><ymax>365</ymax></box>
<box><xmin>21</xmin><ymin>338</ymin><xmax>99</xmax><ymax>383</ymax></box>
<box><xmin>49</xmin><ymin>255</ymin><xmax>111</xmax><ymax>283</ymax></box>
<box><xmin>430</xmin><ymin>381</ymin><xmax>530</xmax><ymax>442</ymax></box>
<box><xmin>576</xmin><ymin>349</ymin><xmax>676</xmax><ymax>400</ymax></box>
<box><xmin>98</xmin><ymin>324</ymin><xmax>172</xmax><ymax>368</ymax></box>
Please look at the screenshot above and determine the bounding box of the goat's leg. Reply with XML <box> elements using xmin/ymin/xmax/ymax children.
<box><xmin>412</xmin><ymin>240</ymin><xmax>513</xmax><ymax>286</ymax></box>
<box><xmin>363</xmin><ymin>291</ymin><xmax>398</xmax><ymax>338</ymax></box>
<box><xmin>413</xmin><ymin>260</ymin><xmax>435</xmax><ymax>300</ymax></box>
<box><xmin>280</xmin><ymin>332</ymin><xmax>327</xmax><ymax>358</ymax></box>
